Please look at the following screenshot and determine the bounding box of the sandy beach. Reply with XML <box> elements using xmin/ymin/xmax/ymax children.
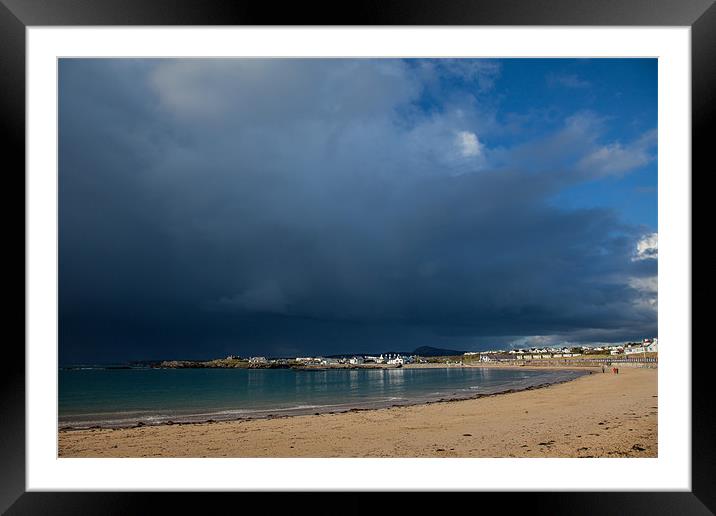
<box><xmin>58</xmin><ymin>366</ymin><xmax>657</xmax><ymax>458</ymax></box>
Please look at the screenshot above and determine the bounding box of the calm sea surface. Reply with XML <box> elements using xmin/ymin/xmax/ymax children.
<box><xmin>59</xmin><ymin>367</ymin><xmax>586</xmax><ymax>428</ymax></box>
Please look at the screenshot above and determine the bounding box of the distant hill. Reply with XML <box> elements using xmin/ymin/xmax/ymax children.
<box><xmin>411</xmin><ymin>346</ymin><xmax>466</xmax><ymax>357</ymax></box>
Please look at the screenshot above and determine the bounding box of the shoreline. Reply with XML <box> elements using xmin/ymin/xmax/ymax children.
<box><xmin>59</xmin><ymin>366</ymin><xmax>657</xmax><ymax>458</ymax></box>
<box><xmin>59</xmin><ymin>366</ymin><xmax>590</xmax><ymax>431</ymax></box>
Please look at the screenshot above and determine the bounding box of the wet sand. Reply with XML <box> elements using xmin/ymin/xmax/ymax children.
<box><xmin>58</xmin><ymin>366</ymin><xmax>657</xmax><ymax>458</ymax></box>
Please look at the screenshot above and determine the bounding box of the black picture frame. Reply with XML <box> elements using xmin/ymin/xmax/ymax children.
<box><xmin>3</xmin><ymin>0</ymin><xmax>710</xmax><ymax>513</ymax></box>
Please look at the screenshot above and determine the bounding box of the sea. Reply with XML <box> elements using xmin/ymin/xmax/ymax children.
<box><xmin>59</xmin><ymin>366</ymin><xmax>587</xmax><ymax>429</ymax></box>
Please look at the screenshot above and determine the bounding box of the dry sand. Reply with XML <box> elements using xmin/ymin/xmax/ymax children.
<box><xmin>58</xmin><ymin>366</ymin><xmax>657</xmax><ymax>458</ymax></box>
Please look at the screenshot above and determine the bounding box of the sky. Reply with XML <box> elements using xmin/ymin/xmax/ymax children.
<box><xmin>58</xmin><ymin>58</ymin><xmax>657</xmax><ymax>363</ymax></box>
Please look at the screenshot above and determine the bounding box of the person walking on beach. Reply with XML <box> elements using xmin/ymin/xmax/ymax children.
<box><xmin>602</xmin><ymin>365</ymin><xmax>605</xmax><ymax>373</ymax></box>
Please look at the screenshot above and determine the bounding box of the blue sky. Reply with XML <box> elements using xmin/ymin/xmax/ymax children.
<box><xmin>413</xmin><ymin>58</ymin><xmax>657</xmax><ymax>229</ymax></box>
<box><xmin>59</xmin><ymin>58</ymin><xmax>658</xmax><ymax>362</ymax></box>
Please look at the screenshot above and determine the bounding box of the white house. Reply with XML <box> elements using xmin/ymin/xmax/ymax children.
<box><xmin>249</xmin><ymin>356</ymin><xmax>267</xmax><ymax>364</ymax></box>
<box><xmin>387</xmin><ymin>355</ymin><xmax>404</xmax><ymax>365</ymax></box>
<box><xmin>625</xmin><ymin>344</ymin><xmax>648</xmax><ymax>355</ymax></box>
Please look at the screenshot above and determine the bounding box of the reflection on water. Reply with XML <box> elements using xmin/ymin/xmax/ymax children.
<box><xmin>386</xmin><ymin>369</ymin><xmax>405</xmax><ymax>386</ymax></box>
<box><xmin>247</xmin><ymin>369</ymin><xmax>266</xmax><ymax>389</ymax></box>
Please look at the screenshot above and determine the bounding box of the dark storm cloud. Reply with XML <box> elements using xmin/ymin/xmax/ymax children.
<box><xmin>59</xmin><ymin>59</ymin><xmax>657</xmax><ymax>362</ymax></box>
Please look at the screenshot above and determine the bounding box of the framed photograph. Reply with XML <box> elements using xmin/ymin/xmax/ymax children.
<box><xmin>4</xmin><ymin>0</ymin><xmax>710</xmax><ymax>513</ymax></box>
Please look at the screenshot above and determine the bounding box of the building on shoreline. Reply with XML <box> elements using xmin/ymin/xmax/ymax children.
<box><xmin>387</xmin><ymin>354</ymin><xmax>404</xmax><ymax>365</ymax></box>
<box><xmin>625</xmin><ymin>338</ymin><xmax>658</xmax><ymax>355</ymax></box>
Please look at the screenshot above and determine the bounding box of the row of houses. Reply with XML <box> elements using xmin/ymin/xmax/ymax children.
<box><xmin>478</xmin><ymin>353</ymin><xmax>580</xmax><ymax>362</ymax></box>
<box><xmin>292</xmin><ymin>353</ymin><xmax>419</xmax><ymax>366</ymax></box>
<box><xmin>596</xmin><ymin>338</ymin><xmax>658</xmax><ymax>355</ymax></box>
<box><xmin>468</xmin><ymin>338</ymin><xmax>658</xmax><ymax>359</ymax></box>
<box><xmin>513</xmin><ymin>353</ymin><xmax>582</xmax><ymax>360</ymax></box>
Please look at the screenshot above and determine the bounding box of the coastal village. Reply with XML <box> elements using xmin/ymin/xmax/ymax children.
<box><xmin>158</xmin><ymin>338</ymin><xmax>658</xmax><ymax>369</ymax></box>
<box><xmin>468</xmin><ymin>338</ymin><xmax>658</xmax><ymax>363</ymax></box>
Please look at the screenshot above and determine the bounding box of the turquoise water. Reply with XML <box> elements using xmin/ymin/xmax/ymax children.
<box><xmin>59</xmin><ymin>367</ymin><xmax>586</xmax><ymax>428</ymax></box>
